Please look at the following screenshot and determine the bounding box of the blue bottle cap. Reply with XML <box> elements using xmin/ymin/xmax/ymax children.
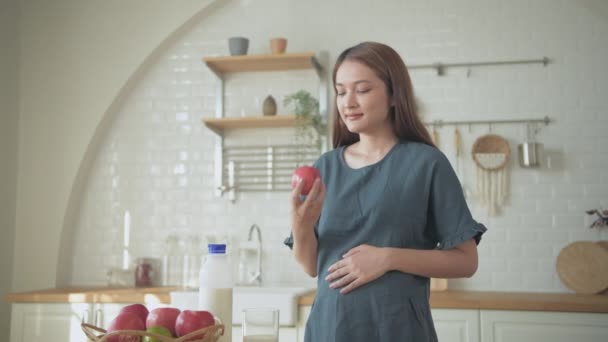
<box><xmin>208</xmin><ymin>243</ymin><xmax>227</xmax><ymax>254</ymax></box>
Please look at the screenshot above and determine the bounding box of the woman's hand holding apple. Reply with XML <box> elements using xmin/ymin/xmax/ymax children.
<box><xmin>291</xmin><ymin>167</ymin><xmax>325</xmax><ymax>237</ymax></box>
<box><xmin>291</xmin><ymin>166</ymin><xmax>321</xmax><ymax>196</ymax></box>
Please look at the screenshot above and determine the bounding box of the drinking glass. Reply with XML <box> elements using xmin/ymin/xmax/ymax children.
<box><xmin>242</xmin><ymin>308</ymin><xmax>279</xmax><ymax>342</ymax></box>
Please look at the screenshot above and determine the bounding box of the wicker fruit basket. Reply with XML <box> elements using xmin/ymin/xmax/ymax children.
<box><xmin>81</xmin><ymin>322</ymin><xmax>224</xmax><ymax>342</ymax></box>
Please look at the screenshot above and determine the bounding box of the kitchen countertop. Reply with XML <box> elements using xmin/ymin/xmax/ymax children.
<box><xmin>6</xmin><ymin>287</ymin><xmax>608</xmax><ymax>314</ymax></box>
<box><xmin>4</xmin><ymin>287</ymin><xmax>179</xmax><ymax>304</ymax></box>
<box><xmin>299</xmin><ymin>290</ymin><xmax>608</xmax><ymax>313</ymax></box>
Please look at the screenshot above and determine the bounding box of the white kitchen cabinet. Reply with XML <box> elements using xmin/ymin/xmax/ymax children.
<box><xmin>10</xmin><ymin>303</ymin><xmax>91</xmax><ymax>342</ymax></box>
<box><xmin>480</xmin><ymin>310</ymin><xmax>608</xmax><ymax>342</ymax></box>
<box><xmin>10</xmin><ymin>302</ymin><xmax>133</xmax><ymax>342</ymax></box>
<box><xmin>432</xmin><ymin>308</ymin><xmax>480</xmax><ymax>342</ymax></box>
<box><xmin>232</xmin><ymin>326</ymin><xmax>297</xmax><ymax>342</ymax></box>
<box><xmin>297</xmin><ymin>305</ymin><xmax>608</xmax><ymax>341</ymax></box>
<box><xmin>296</xmin><ymin>305</ymin><xmax>480</xmax><ymax>342</ymax></box>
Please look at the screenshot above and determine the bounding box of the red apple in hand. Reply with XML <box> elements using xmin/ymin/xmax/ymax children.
<box><xmin>291</xmin><ymin>166</ymin><xmax>320</xmax><ymax>195</ymax></box>
<box><xmin>146</xmin><ymin>307</ymin><xmax>181</xmax><ymax>336</ymax></box>
<box><xmin>119</xmin><ymin>304</ymin><xmax>149</xmax><ymax>325</ymax></box>
<box><xmin>106</xmin><ymin>312</ymin><xmax>145</xmax><ymax>342</ymax></box>
<box><xmin>175</xmin><ymin>310</ymin><xmax>215</xmax><ymax>341</ymax></box>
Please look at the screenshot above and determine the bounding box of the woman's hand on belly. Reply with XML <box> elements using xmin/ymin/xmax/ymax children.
<box><xmin>325</xmin><ymin>244</ymin><xmax>390</xmax><ymax>294</ymax></box>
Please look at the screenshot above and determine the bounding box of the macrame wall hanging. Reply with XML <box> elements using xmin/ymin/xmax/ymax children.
<box><xmin>471</xmin><ymin>134</ymin><xmax>510</xmax><ymax>216</ymax></box>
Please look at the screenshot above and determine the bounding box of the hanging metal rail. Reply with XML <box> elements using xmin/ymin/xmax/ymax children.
<box><xmin>425</xmin><ymin>116</ymin><xmax>552</xmax><ymax>128</ymax></box>
<box><xmin>409</xmin><ymin>57</ymin><xmax>550</xmax><ymax>76</ymax></box>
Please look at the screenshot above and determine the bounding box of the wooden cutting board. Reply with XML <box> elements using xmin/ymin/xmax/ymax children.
<box><xmin>556</xmin><ymin>241</ymin><xmax>608</xmax><ymax>294</ymax></box>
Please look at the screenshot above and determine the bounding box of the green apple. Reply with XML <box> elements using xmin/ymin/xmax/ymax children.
<box><xmin>143</xmin><ymin>325</ymin><xmax>172</xmax><ymax>342</ymax></box>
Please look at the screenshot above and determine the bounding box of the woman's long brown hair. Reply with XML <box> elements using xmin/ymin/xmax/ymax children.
<box><xmin>331</xmin><ymin>42</ymin><xmax>435</xmax><ymax>149</ymax></box>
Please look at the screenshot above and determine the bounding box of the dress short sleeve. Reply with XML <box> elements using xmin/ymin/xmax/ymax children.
<box><xmin>428</xmin><ymin>153</ymin><xmax>487</xmax><ymax>250</ymax></box>
<box><xmin>284</xmin><ymin>234</ymin><xmax>294</xmax><ymax>249</ymax></box>
<box><xmin>283</xmin><ymin>225</ymin><xmax>319</xmax><ymax>250</ymax></box>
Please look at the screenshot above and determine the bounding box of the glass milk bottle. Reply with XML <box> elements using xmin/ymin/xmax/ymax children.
<box><xmin>199</xmin><ymin>243</ymin><xmax>232</xmax><ymax>342</ymax></box>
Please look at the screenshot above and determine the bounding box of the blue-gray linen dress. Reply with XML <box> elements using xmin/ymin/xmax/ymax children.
<box><xmin>285</xmin><ymin>141</ymin><xmax>487</xmax><ymax>342</ymax></box>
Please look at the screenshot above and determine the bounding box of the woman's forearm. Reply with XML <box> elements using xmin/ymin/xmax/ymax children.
<box><xmin>293</xmin><ymin>228</ymin><xmax>319</xmax><ymax>277</ymax></box>
<box><xmin>385</xmin><ymin>239</ymin><xmax>478</xmax><ymax>279</ymax></box>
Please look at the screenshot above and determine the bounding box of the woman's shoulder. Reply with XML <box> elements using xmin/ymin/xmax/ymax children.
<box><xmin>395</xmin><ymin>141</ymin><xmax>445</xmax><ymax>163</ymax></box>
<box><xmin>313</xmin><ymin>147</ymin><xmax>340</xmax><ymax>168</ymax></box>
<box><xmin>390</xmin><ymin>142</ymin><xmax>454</xmax><ymax>178</ymax></box>
<box><xmin>313</xmin><ymin>146</ymin><xmax>343</xmax><ymax>168</ymax></box>
<box><xmin>321</xmin><ymin>146</ymin><xmax>343</xmax><ymax>159</ymax></box>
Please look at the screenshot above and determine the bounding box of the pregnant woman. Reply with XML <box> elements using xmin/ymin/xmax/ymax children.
<box><xmin>285</xmin><ymin>41</ymin><xmax>487</xmax><ymax>342</ymax></box>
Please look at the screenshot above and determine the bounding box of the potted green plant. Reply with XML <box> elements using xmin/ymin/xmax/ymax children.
<box><xmin>283</xmin><ymin>90</ymin><xmax>327</xmax><ymax>150</ymax></box>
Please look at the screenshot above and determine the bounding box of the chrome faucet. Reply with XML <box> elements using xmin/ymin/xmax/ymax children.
<box><xmin>247</xmin><ymin>224</ymin><xmax>262</xmax><ymax>286</ymax></box>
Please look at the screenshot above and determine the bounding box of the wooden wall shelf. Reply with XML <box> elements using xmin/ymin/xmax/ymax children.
<box><xmin>203</xmin><ymin>52</ymin><xmax>318</xmax><ymax>74</ymax></box>
<box><xmin>202</xmin><ymin>115</ymin><xmax>297</xmax><ymax>136</ymax></box>
<box><xmin>201</xmin><ymin>50</ymin><xmax>327</xmax><ymax>201</ymax></box>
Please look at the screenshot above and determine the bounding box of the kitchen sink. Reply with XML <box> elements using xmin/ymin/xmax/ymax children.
<box><xmin>169</xmin><ymin>286</ymin><xmax>314</xmax><ymax>326</ymax></box>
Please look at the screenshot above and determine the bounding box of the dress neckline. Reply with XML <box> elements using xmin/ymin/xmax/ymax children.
<box><xmin>339</xmin><ymin>142</ymin><xmax>401</xmax><ymax>171</ymax></box>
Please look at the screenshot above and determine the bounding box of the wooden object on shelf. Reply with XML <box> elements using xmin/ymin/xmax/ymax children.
<box><xmin>263</xmin><ymin>95</ymin><xmax>277</xmax><ymax>116</ymax></box>
<box><xmin>556</xmin><ymin>241</ymin><xmax>608</xmax><ymax>294</ymax></box>
<box><xmin>202</xmin><ymin>115</ymin><xmax>297</xmax><ymax>136</ymax></box>
<box><xmin>203</xmin><ymin>52</ymin><xmax>317</xmax><ymax>74</ymax></box>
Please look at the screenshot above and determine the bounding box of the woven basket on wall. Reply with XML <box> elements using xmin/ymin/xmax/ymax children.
<box><xmin>471</xmin><ymin>134</ymin><xmax>511</xmax><ymax>171</ymax></box>
<box><xmin>81</xmin><ymin>323</ymin><xmax>224</xmax><ymax>342</ymax></box>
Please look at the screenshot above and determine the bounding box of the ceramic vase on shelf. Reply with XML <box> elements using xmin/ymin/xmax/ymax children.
<box><xmin>228</xmin><ymin>36</ymin><xmax>249</xmax><ymax>56</ymax></box>
<box><xmin>263</xmin><ymin>95</ymin><xmax>277</xmax><ymax>116</ymax></box>
<box><xmin>270</xmin><ymin>37</ymin><xmax>287</xmax><ymax>54</ymax></box>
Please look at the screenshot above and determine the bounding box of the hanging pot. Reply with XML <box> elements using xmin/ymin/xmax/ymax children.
<box><xmin>518</xmin><ymin>142</ymin><xmax>543</xmax><ymax>168</ymax></box>
<box><xmin>518</xmin><ymin>122</ymin><xmax>543</xmax><ymax>168</ymax></box>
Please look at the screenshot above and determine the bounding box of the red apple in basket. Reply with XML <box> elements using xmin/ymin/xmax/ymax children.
<box><xmin>291</xmin><ymin>166</ymin><xmax>321</xmax><ymax>195</ymax></box>
<box><xmin>119</xmin><ymin>303</ymin><xmax>149</xmax><ymax>324</ymax></box>
<box><xmin>146</xmin><ymin>307</ymin><xmax>181</xmax><ymax>336</ymax></box>
<box><xmin>175</xmin><ymin>310</ymin><xmax>215</xmax><ymax>341</ymax></box>
<box><xmin>106</xmin><ymin>312</ymin><xmax>145</xmax><ymax>342</ymax></box>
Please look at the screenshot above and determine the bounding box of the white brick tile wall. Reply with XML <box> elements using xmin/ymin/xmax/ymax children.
<box><xmin>492</xmin><ymin>272</ymin><xmax>524</xmax><ymax>291</ymax></box>
<box><xmin>523</xmin><ymin>271</ymin><xmax>554</xmax><ymax>290</ymax></box>
<box><xmin>69</xmin><ymin>0</ymin><xmax>608</xmax><ymax>293</ymax></box>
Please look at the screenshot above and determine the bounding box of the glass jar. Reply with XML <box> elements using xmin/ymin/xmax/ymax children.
<box><xmin>162</xmin><ymin>234</ymin><xmax>183</xmax><ymax>287</ymax></box>
<box><xmin>182</xmin><ymin>235</ymin><xmax>202</xmax><ymax>288</ymax></box>
<box><xmin>135</xmin><ymin>257</ymin><xmax>159</xmax><ymax>287</ymax></box>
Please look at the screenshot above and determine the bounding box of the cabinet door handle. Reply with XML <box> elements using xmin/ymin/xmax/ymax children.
<box><xmin>81</xmin><ymin>309</ymin><xmax>90</xmax><ymax>323</ymax></box>
<box><xmin>95</xmin><ymin>308</ymin><xmax>103</xmax><ymax>327</ymax></box>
